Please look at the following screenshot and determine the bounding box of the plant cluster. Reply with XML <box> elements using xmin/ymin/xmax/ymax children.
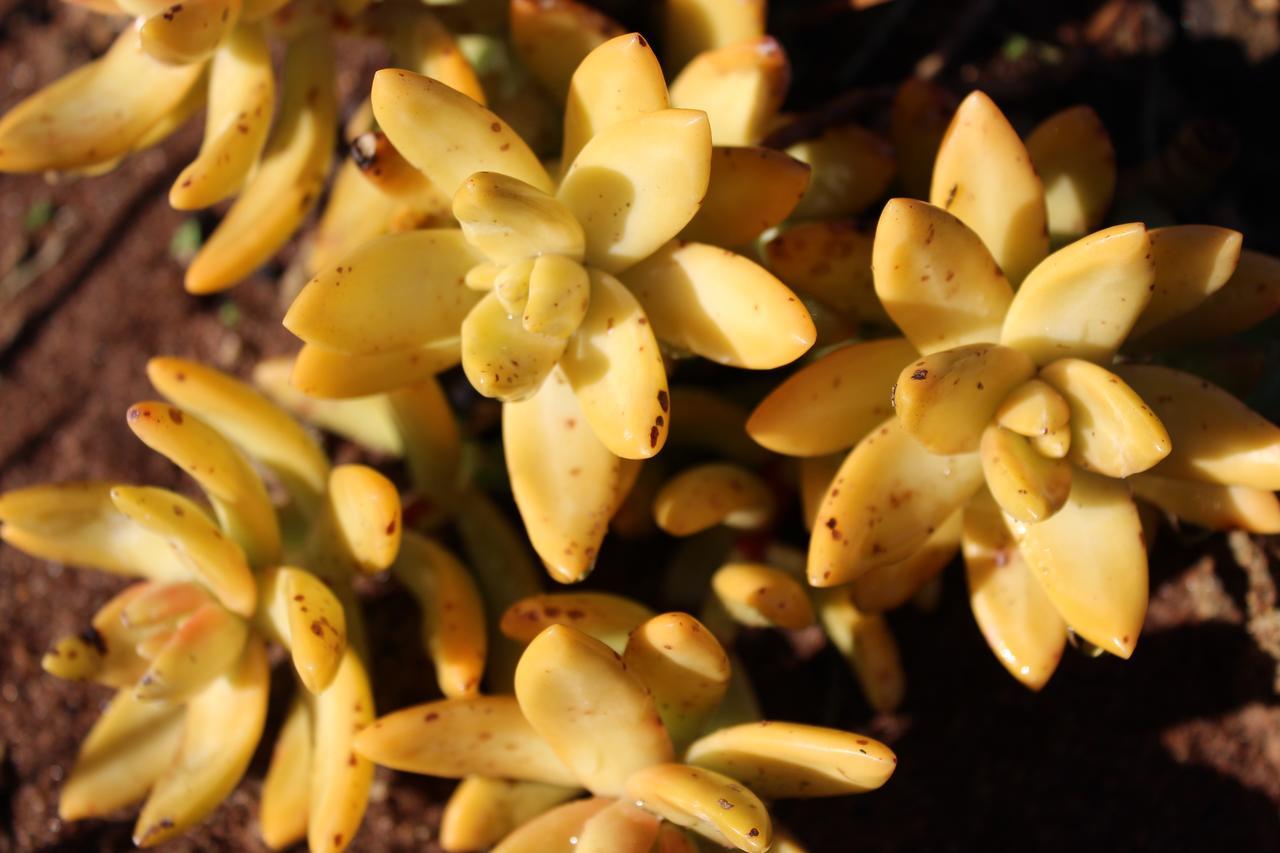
<box><xmin>2</xmin><ymin>0</ymin><xmax>1279</xmax><ymax>850</ymax></box>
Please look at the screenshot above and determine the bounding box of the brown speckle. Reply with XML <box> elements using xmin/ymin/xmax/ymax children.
<box><xmin>80</xmin><ymin>626</ymin><xmax>106</xmax><ymax>655</ymax></box>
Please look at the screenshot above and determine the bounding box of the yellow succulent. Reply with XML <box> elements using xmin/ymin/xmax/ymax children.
<box><xmin>0</xmin><ymin>358</ymin><xmax>511</xmax><ymax>853</ymax></box>
<box><xmin>762</xmin><ymin>80</ymin><xmax>1107</xmax><ymax>346</ymax></box>
<box><xmin>356</xmin><ymin>597</ymin><xmax>895</xmax><ymax>852</ymax></box>
<box><xmin>645</xmin><ymin>453</ymin><xmax>908</xmax><ymax>714</ymax></box>
<box><xmin>561</xmin><ymin>378</ymin><xmax>905</xmax><ymax>714</ymax></box>
<box><xmin>253</xmin><ymin>354</ymin><xmax>548</xmax><ymax>692</ymax></box>
<box><xmin>0</xmin><ymin>0</ymin><xmax>488</xmax><ymax>295</ymax></box>
<box><xmin>307</xmin><ymin>0</ymin><xmax>500</xmax><ymax>276</ymax></box>
<box><xmin>749</xmin><ymin>90</ymin><xmax>1280</xmax><ymax>689</ymax></box>
<box><xmin>509</xmin><ymin>0</ymin><xmax>813</xmax><ymax>254</ymax></box>
<box><xmin>285</xmin><ymin>31</ymin><xmax>817</xmax><ymax>583</ymax></box>
<box><xmin>705</xmin><ymin>544</ymin><xmax>909</xmax><ymax>716</ymax></box>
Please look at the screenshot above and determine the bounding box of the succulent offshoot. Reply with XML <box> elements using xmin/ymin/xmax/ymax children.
<box><xmin>0</xmin><ymin>357</ymin><xmax>500</xmax><ymax>852</ymax></box>
<box><xmin>356</xmin><ymin>593</ymin><xmax>894</xmax><ymax>852</ymax></box>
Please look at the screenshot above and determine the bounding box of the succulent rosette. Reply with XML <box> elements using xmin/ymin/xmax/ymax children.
<box><xmin>0</xmin><ymin>0</ymin><xmax>492</xmax><ymax>294</ymax></box>
<box><xmin>285</xmin><ymin>31</ymin><xmax>816</xmax><ymax>583</ymax></box>
<box><xmin>749</xmin><ymin>90</ymin><xmax>1280</xmax><ymax>689</ymax></box>
<box><xmin>356</xmin><ymin>594</ymin><xmax>895</xmax><ymax>852</ymax></box>
<box><xmin>0</xmin><ymin>358</ymin><xmax>513</xmax><ymax>852</ymax></box>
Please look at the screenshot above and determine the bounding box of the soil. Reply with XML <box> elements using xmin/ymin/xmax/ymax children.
<box><xmin>2</xmin><ymin>1</ymin><xmax>1279</xmax><ymax>851</ymax></box>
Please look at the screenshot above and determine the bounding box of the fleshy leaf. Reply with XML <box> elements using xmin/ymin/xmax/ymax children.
<box><xmin>561</xmin><ymin>31</ymin><xmax>668</xmax><ymax>168</ymax></box>
<box><xmin>501</xmin><ymin>592</ymin><xmax>654</xmax><ymax>653</ymax></box>
<box><xmin>1024</xmin><ymin>105</ymin><xmax>1116</xmax><ymax>243</ymax></box>
<box><xmin>622</xmin><ymin>613</ymin><xmax>730</xmax><ymax>751</ymax></box>
<box><xmin>669</xmin><ymin>37</ymin><xmax>788</xmax><ymax>146</ymax></box>
<box><xmin>980</xmin><ymin>426</ymin><xmax>1072</xmax><ymax>523</ymax></box>
<box><xmin>514</xmin><ymin>625</ymin><xmax>674</xmax><ymax>796</ymax></box>
<box><xmin>787</xmin><ymin>124</ymin><xmax>895</xmax><ymax>221</ymax></box>
<box><xmin>440</xmin><ymin>777</ymin><xmax>579</xmax><ymax>853</ymax></box>
<box><xmin>1130</xmin><ymin>473</ymin><xmax>1280</xmax><ymax>534</ymax></box>
<box><xmin>557</xmin><ymin>109</ymin><xmax>711</xmax><ymax>274</ymax></box>
<box><xmin>653</xmin><ymin>463</ymin><xmax>774</xmax><ymax>536</ymax></box>
<box><xmin>893</xmin><ymin>343</ymin><xmax>1036</xmax><ymax>455</ymax></box>
<box><xmin>622</xmin><ymin>240</ymin><xmax>815</xmax><ymax>369</ymax></box>
<box><xmin>1007</xmin><ymin>469</ymin><xmax>1147</xmax><ymax>659</ymax></box>
<box><xmin>682</xmin><ymin>147</ymin><xmax>810</xmax><ymax>247</ymax></box>
<box><xmin>929</xmin><ymin>91</ymin><xmax>1047</xmax><ymax>285</ymax></box>
<box><xmin>287</xmin><ymin>229</ymin><xmax>484</xmax><ymax>356</ymax></box>
<box><xmin>0</xmin><ymin>26</ymin><xmax>205</xmax><ymax>172</ymax></box>
<box><xmin>504</xmin><ymin>368</ymin><xmax>623</xmax><ymax>583</ymax></box>
<box><xmin>808</xmin><ymin>418</ymin><xmax>984</xmax><ymax>586</ymax></box>
<box><xmin>1040</xmin><ymin>359</ymin><xmax>1171</xmax><ymax>479</ymax></box>
<box><xmin>747</xmin><ymin>337</ymin><xmax>916</xmax><ymax>457</ymax></box>
<box><xmin>560</xmin><ymin>270</ymin><xmax>670</xmax><ymax>458</ymax></box>
<box><xmin>872</xmin><ymin>198</ymin><xmax>1013</xmax><ymax>354</ymax></box>
<box><xmin>626</xmin><ymin>764</ymin><xmax>771</xmax><ymax>853</ymax></box>
<box><xmin>355</xmin><ymin>695</ymin><xmax>579</xmax><ymax>786</ymax></box>
<box><xmin>850</xmin><ymin>513</ymin><xmax>961</xmax><ymax>612</ymax></box>
<box><xmin>1129</xmin><ymin>225</ymin><xmax>1244</xmax><ymax>338</ymax></box>
<box><xmin>1115</xmin><ymin>364</ymin><xmax>1280</xmax><ymax>490</ymax></box>
<box><xmin>1000</xmin><ymin>223</ymin><xmax>1154</xmax><ymax>366</ymax></box>
<box><xmin>685</xmin><ymin>721</ymin><xmax>897</xmax><ymax>798</ymax></box>
<box><xmin>371</xmin><ymin>68</ymin><xmax>553</xmax><ymax>198</ymax></box>
<box><xmin>962</xmin><ymin>489</ymin><xmax>1066</xmax><ymax>690</ymax></box>
<box><xmin>712</xmin><ymin>564</ymin><xmax>814</xmax><ymax>630</ymax></box>
<box><xmin>453</xmin><ymin>171</ymin><xmax>585</xmax><ymax>265</ymax></box>
<box><xmin>133</xmin><ymin>638</ymin><xmax>269</xmax><ymax>847</ymax></box>
<box><xmin>512</xmin><ymin>0</ymin><xmax>625</xmax><ymax>104</ymax></box>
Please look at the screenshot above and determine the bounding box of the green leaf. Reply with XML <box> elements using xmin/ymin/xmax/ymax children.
<box><xmin>170</xmin><ymin>219</ymin><xmax>203</xmax><ymax>263</ymax></box>
<box><xmin>217</xmin><ymin>300</ymin><xmax>241</xmax><ymax>329</ymax></box>
<box><xmin>24</xmin><ymin>199</ymin><xmax>54</xmax><ymax>233</ymax></box>
<box><xmin>1002</xmin><ymin>34</ymin><xmax>1031</xmax><ymax>61</ymax></box>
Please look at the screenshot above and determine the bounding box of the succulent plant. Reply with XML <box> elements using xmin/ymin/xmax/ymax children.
<box><xmin>512</xmin><ymin>0</ymin><xmax>815</xmax><ymax>256</ymax></box>
<box><xmin>0</xmin><ymin>358</ymin><xmax>505</xmax><ymax>852</ymax></box>
<box><xmin>284</xmin><ymin>29</ymin><xmax>819</xmax><ymax>585</ymax></box>
<box><xmin>0</xmin><ymin>0</ymin><xmax>488</xmax><ymax>295</ymax></box>
<box><xmin>613</xmin><ymin>382</ymin><xmax>907</xmax><ymax>714</ymax></box>
<box><xmin>356</xmin><ymin>596</ymin><xmax>895</xmax><ymax>852</ymax></box>
<box><xmin>8</xmin><ymin>1</ymin><xmax>1280</xmax><ymax>849</ymax></box>
<box><xmin>748</xmin><ymin>90</ymin><xmax>1280</xmax><ymax>689</ymax></box>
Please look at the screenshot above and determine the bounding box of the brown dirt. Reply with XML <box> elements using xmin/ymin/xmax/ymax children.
<box><xmin>3</xmin><ymin>1</ymin><xmax>1280</xmax><ymax>851</ymax></box>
